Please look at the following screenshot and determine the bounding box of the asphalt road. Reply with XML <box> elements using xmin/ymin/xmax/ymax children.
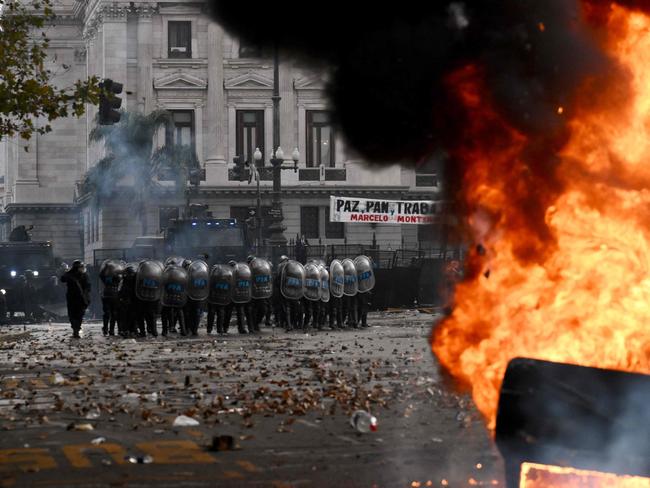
<box><xmin>0</xmin><ymin>311</ymin><xmax>504</xmax><ymax>487</ymax></box>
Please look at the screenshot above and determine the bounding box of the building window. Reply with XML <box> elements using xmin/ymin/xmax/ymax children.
<box><xmin>300</xmin><ymin>206</ymin><xmax>319</xmax><ymax>239</ymax></box>
<box><xmin>306</xmin><ymin>111</ymin><xmax>335</xmax><ymax>168</ymax></box>
<box><xmin>86</xmin><ymin>209</ymin><xmax>99</xmax><ymax>244</ymax></box>
<box><xmin>236</xmin><ymin>110</ymin><xmax>264</xmax><ymax>166</ymax></box>
<box><xmin>325</xmin><ymin>210</ymin><xmax>344</xmax><ymax>239</ymax></box>
<box><xmin>159</xmin><ymin>207</ymin><xmax>179</xmax><ymax>232</ymax></box>
<box><xmin>168</xmin><ymin>21</ymin><xmax>191</xmax><ymax>59</ymax></box>
<box><xmin>166</xmin><ymin>110</ymin><xmax>195</xmax><ymax>147</ymax></box>
<box><xmin>416</xmin><ymin>156</ymin><xmax>438</xmax><ymax>187</ymax></box>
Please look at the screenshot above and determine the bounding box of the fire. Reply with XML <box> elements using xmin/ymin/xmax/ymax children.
<box><xmin>432</xmin><ymin>3</ymin><xmax>650</xmax><ymax>429</ymax></box>
<box><xmin>520</xmin><ymin>463</ymin><xmax>650</xmax><ymax>487</ymax></box>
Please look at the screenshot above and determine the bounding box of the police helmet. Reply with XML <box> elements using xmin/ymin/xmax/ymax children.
<box><xmin>246</xmin><ymin>255</ymin><xmax>255</xmax><ymax>263</ymax></box>
<box><xmin>228</xmin><ymin>260</ymin><xmax>237</xmax><ymax>267</ymax></box>
<box><xmin>279</xmin><ymin>255</ymin><xmax>289</xmax><ymax>263</ymax></box>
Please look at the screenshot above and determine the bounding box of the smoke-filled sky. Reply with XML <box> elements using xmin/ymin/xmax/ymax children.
<box><xmin>208</xmin><ymin>1</ymin><xmax>621</xmax><ymax>165</ymax></box>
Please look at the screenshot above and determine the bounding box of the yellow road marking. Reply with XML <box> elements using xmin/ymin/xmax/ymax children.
<box><xmin>0</xmin><ymin>449</ymin><xmax>57</xmax><ymax>472</ymax></box>
<box><xmin>135</xmin><ymin>441</ymin><xmax>216</xmax><ymax>465</ymax></box>
<box><xmin>62</xmin><ymin>443</ymin><xmax>128</xmax><ymax>468</ymax></box>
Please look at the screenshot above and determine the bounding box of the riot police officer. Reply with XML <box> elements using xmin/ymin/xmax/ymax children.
<box><xmin>273</xmin><ymin>256</ymin><xmax>290</xmax><ymax>329</ymax></box>
<box><xmin>161</xmin><ymin>263</ymin><xmax>188</xmax><ymax>336</ymax></box>
<box><xmin>99</xmin><ymin>260</ymin><xmax>123</xmax><ymax>336</ymax></box>
<box><xmin>60</xmin><ymin>261</ymin><xmax>91</xmax><ymax>338</ymax></box>
<box><xmin>230</xmin><ymin>261</ymin><xmax>253</xmax><ymax>334</ymax></box>
<box><xmin>118</xmin><ymin>264</ymin><xmax>138</xmax><ymax>337</ymax></box>
<box><xmin>249</xmin><ymin>256</ymin><xmax>272</xmax><ymax>332</ymax></box>
<box><xmin>280</xmin><ymin>259</ymin><xmax>306</xmax><ymax>332</ymax></box>
<box><xmin>303</xmin><ymin>262</ymin><xmax>321</xmax><ymax>331</ymax></box>
<box><xmin>342</xmin><ymin>258</ymin><xmax>359</xmax><ymax>328</ymax></box>
<box><xmin>328</xmin><ymin>259</ymin><xmax>345</xmax><ymax>330</ymax></box>
<box><xmin>207</xmin><ymin>263</ymin><xmax>233</xmax><ymax>335</ymax></box>
<box><xmin>185</xmin><ymin>260</ymin><xmax>209</xmax><ymax>336</ymax></box>
<box><xmin>354</xmin><ymin>255</ymin><xmax>375</xmax><ymax>328</ymax></box>
<box><xmin>135</xmin><ymin>260</ymin><xmax>164</xmax><ymax>337</ymax></box>
<box><xmin>317</xmin><ymin>265</ymin><xmax>330</xmax><ymax>330</ymax></box>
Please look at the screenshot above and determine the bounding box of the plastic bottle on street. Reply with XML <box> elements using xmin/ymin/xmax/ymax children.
<box><xmin>350</xmin><ymin>410</ymin><xmax>378</xmax><ymax>433</ymax></box>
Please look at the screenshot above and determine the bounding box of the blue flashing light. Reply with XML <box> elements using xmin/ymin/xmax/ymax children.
<box><xmin>192</xmin><ymin>222</ymin><xmax>197</xmax><ymax>227</ymax></box>
<box><xmin>207</xmin><ymin>222</ymin><xmax>212</xmax><ymax>226</ymax></box>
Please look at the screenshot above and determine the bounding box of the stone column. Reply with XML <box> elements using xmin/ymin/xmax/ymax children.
<box><xmin>136</xmin><ymin>5</ymin><xmax>155</xmax><ymax>113</ymax></box>
<box><xmin>279</xmin><ymin>56</ymin><xmax>295</xmax><ymax>162</ymax></box>
<box><xmin>101</xmin><ymin>4</ymin><xmax>128</xmax><ymax>108</ymax></box>
<box><xmin>205</xmin><ymin>21</ymin><xmax>227</xmax><ymax>185</ymax></box>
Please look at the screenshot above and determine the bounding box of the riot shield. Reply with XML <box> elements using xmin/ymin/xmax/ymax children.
<box><xmin>250</xmin><ymin>258</ymin><xmax>273</xmax><ymax>300</ymax></box>
<box><xmin>161</xmin><ymin>265</ymin><xmax>188</xmax><ymax>308</ymax></box>
<box><xmin>232</xmin><ymin>263</ymin><xmax>252</xmax><ymax>304</ymax></box>
<box><xmin>342</xmin><ymin>258</ymin><xmax>358</xmax><ymax>296</ymax></box>
<box><xmin>280</xmin><ymin>260</ymin><xmax>305</xmax><ymax>300</ymax></box>
<box><xmin>329</xmin><ymin>259</ymin><xmax>344</xmax><ymax>298</ymax></box>
<box><xmin>354</xmin><ymin>255</ymin><xmax>376</xmax><ymax>293</ymax></box>
<box><xmin>136</xmin><ymin>260</ymin><xmax>164</xmax><ymax>301</ymax></box>
<box><xmin>304</xmin><ymin>263</ymin><xmax>321</xmax><ymax>301</ymax></box>
<box><xmin>320</xmin><ymin>266</ymin><xmax>330</xmax><ymax>303</ymax></box>
<box><xmin>187</xmin><ymin>260</ymin><xmax>209</xmax><ymax>301</ymax></box>
<box><xmin>99</xmin><ymin>259</ymin><xmax>124</xmax><ymax>291</ymax></box>
<box><xmin>164</xmin><ymin>256</ymin><xmax>185</xmax><ymax>267</ymax></box>
<box><xmin>208</xmin><ymin>264</ymin><xmax>233</xmax><ymax>306</ymax></box>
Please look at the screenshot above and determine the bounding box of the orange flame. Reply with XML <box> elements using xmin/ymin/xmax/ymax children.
<box><xmin>432</xmin><ymin>4</ymin><xmax>650</xmax><ymax>429</ymax></box>
<box><xmin>520</xmin><ymin>463</ymin><xmax>650</xmax><ymax>487</ymax></box>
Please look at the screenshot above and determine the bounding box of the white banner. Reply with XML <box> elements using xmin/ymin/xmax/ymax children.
<box><xmin>329</xmin><ymin>196</ymin><xmax>438</xmax><ymax>225</ymax></box>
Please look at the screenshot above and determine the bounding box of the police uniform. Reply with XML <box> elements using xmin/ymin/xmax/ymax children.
<box><xmin>99</xmin><ymin>261</ymin><xmax>122</xmax><ymax>336</ymax></box>
<box><xmin>61</xmin><ymin>261</ymin><xmax>91</xmax><ymax>338</ymax></box>
<box><xmin>118</xmin><ymin>267</ymin><xmax>138</xmax><ymax>337</ymax></box>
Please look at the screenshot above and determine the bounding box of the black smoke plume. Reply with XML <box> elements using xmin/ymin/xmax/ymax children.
<box><xmin>208</xmin><ymin>1</ymin><xmax>609</xmax><ymax>165</ymax></box>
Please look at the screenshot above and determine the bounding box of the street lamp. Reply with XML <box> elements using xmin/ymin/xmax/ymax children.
<box><xmin>266</xmin><ymin>145</ymin><xmax>299</xmax><ymax>263</ymax></box>
<box><xmin>253</xmin><ymin>147</ymin><xmax>263</xmax><ymax>247</ymax></box>
<box><xmin>236</xmin><ymin>44</ymin><xmax>302</xmax><ymax>264</ymax></box>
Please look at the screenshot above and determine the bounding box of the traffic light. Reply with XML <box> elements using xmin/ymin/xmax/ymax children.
<box><xmin>98</xmin><ymin>79</ymin><xmax>123</xmax><ymax>125</ymax></box>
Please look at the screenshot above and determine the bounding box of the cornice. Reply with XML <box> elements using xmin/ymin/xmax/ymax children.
<box><xmin>83</xmin><ymin>2</ymin><xmax>158</xmax><ymax>40</ymax></box>
<box><xmin>153</xmin><ymin>58</ymin><xmax>208</xmax><ymax>70</ymax></box>
<box><xmin>5</xmin><ymin>203</ymin><xmax>78</xmax><ymax>214</ymax></box>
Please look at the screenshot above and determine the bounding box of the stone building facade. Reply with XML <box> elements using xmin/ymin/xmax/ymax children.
<box><xmin>0</xmin><ymin>0</ymin><xmax>442</xmax><ymax>263</ymax></box>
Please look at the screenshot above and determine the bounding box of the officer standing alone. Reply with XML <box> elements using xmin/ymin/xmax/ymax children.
<box><xmin>60</xmin><ymin>260</ymin><xmax>91</xmax><ymax>339</ymax></box>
